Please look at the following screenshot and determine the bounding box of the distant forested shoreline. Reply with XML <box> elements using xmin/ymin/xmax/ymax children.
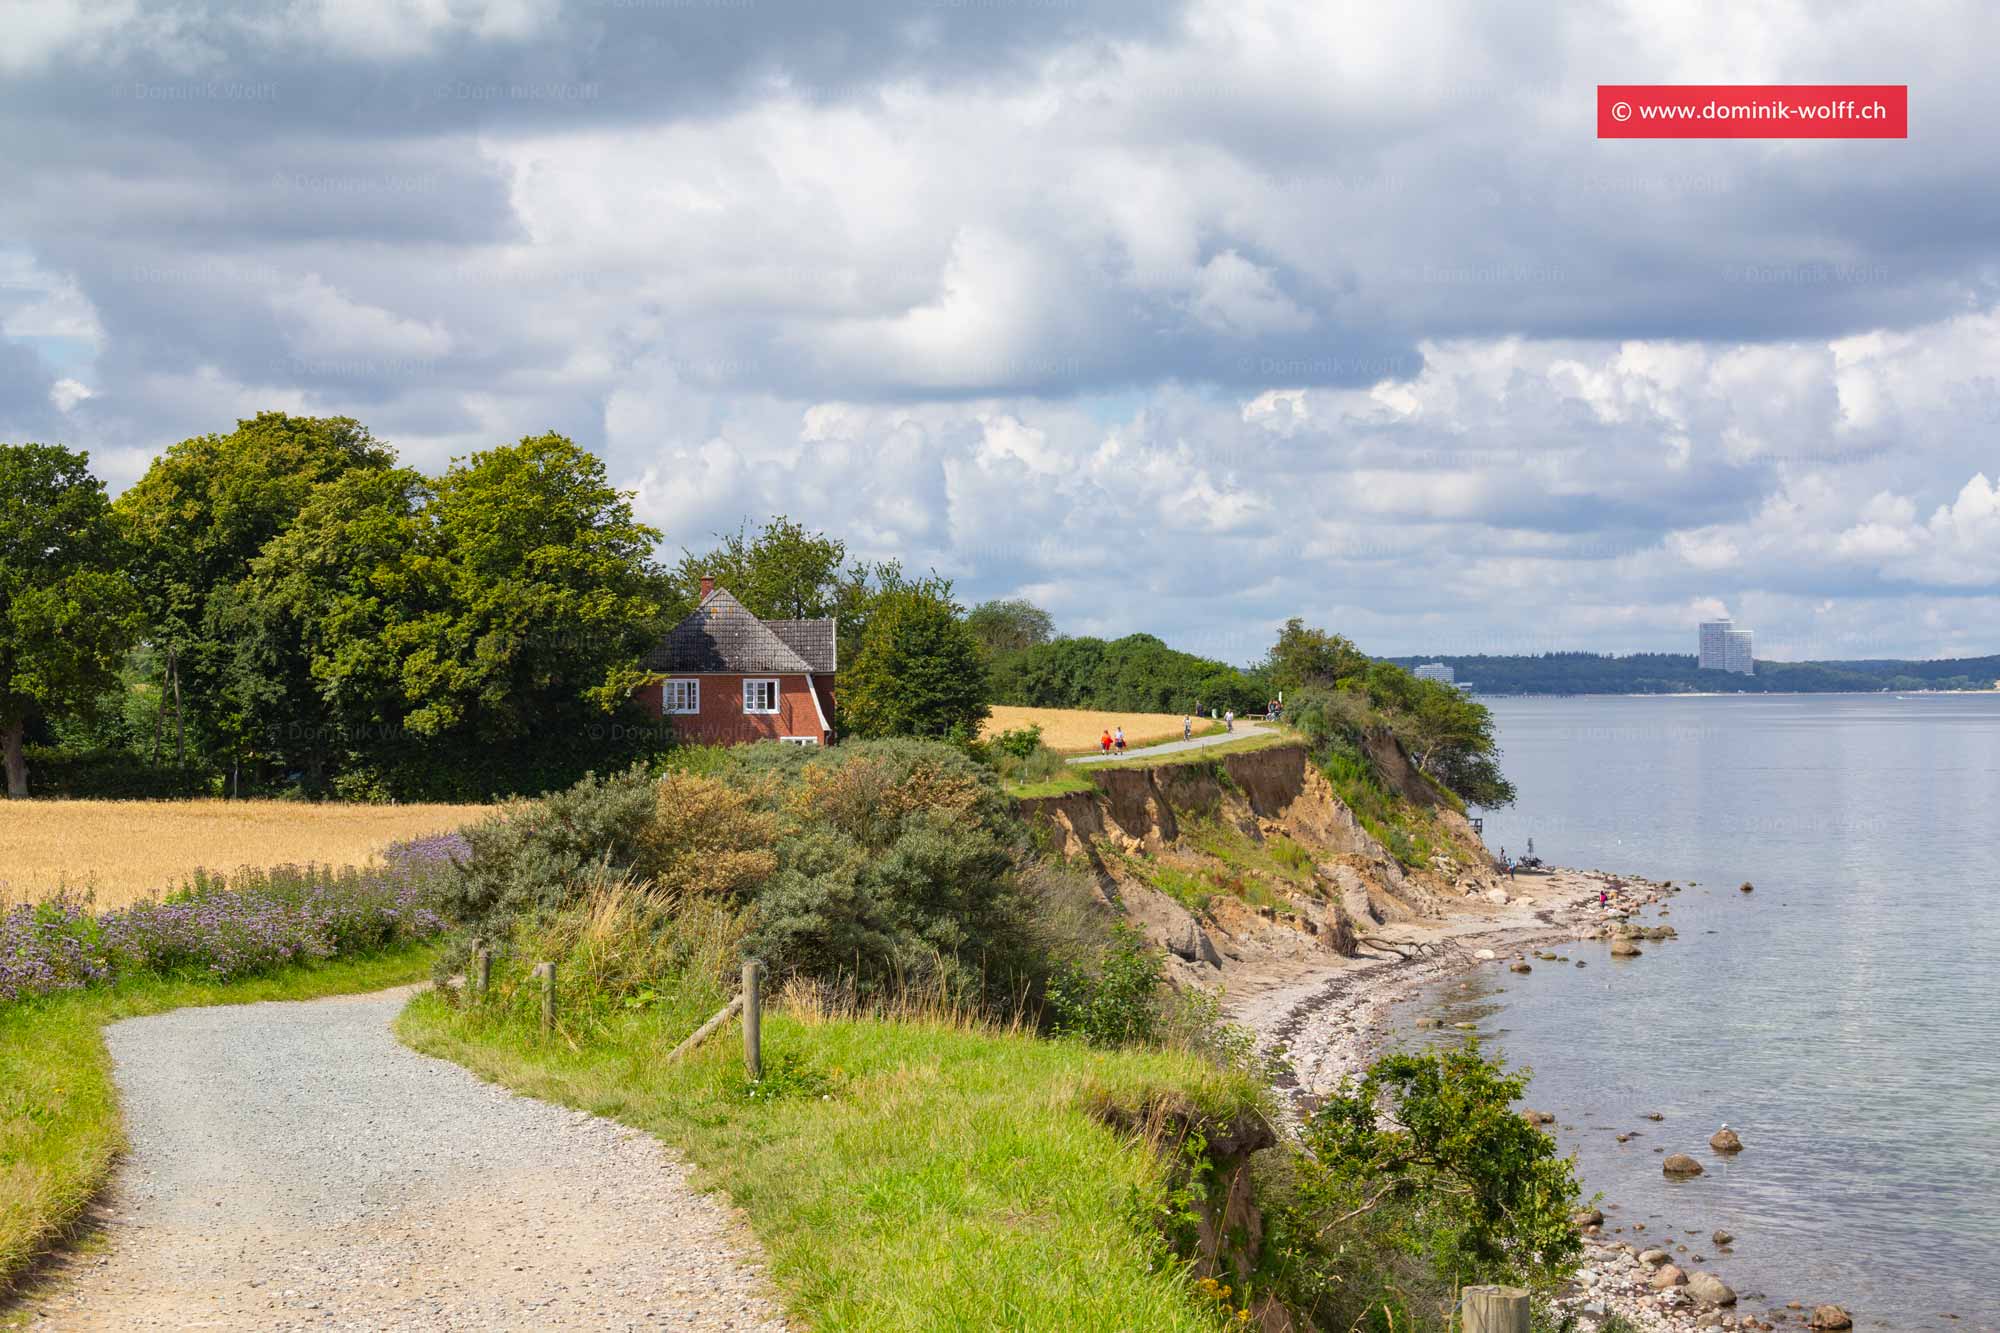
<box><xmin>1384</xmin><ymin>651</ymin><xmax>2000</xmax><ymax>696</ymax></box>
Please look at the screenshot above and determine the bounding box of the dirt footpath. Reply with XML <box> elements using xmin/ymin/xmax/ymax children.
<box><xmin>24</xmin><ymin>987</ymin><xmax>787</xmax><ymax>1331</ymax></box>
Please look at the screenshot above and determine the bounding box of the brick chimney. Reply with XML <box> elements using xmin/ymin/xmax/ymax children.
<box><xmin>699</xmin><ymin>574</ymin><xmax>715</xmax><ymax>598</ymax></box>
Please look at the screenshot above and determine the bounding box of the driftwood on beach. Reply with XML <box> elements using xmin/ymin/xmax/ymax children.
<box><xmin>1354</xmin><ymin>935</ymin><xmax>1454</xmax><ymax>961</ymax></box>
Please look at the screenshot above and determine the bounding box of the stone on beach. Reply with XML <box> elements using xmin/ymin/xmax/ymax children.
<box><xmin>1686</xmin><ymin>1272</ymin><xmax>1736</xmax><ymax>1306</ymax></box>
<box><xmin>1662</xmin><ymin>1153</ymin><xmax>1704</xmax><ymax>1176</ymax></box>
<box><xmin>1638</xmin><ymin>1248</ymin><xmax>1670</xmax><ymax>1268</ymax></box>
<box><xmin>1808</xmin><ymin>1306</ymin><xmax>1853</xmax><ymax>1329</ymax></box>
<box><xmin>1649</xmin><ymin>1262</ymin><xmax>1688</xmax><ymax>1289</ymax></box>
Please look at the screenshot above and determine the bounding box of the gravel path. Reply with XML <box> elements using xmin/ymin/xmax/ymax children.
<box><xmin>1066</xmin><ymin>720</ymin><xmax>1272</xmax><ymax>765</ymax></box>
<box><xmin>28</xmin><ymin>987</ymin><xmax>788</xmax><ymax>1331</ymax></box>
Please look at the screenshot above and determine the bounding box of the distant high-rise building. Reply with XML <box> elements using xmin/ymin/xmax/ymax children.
<box><xmin>1414</xmin><ymin>662</ymin><xmax>1455</xmax><ymax>685</ymax></box>
<box><xmin>1724</xmin><ymin>628</ymin><xmax>1754</xmax><ymax>675</ymax></box>
<box><xmin>1698</xmin><ymin>619</ymin><xmax>1754</xmax><ymax>675</ymax></box>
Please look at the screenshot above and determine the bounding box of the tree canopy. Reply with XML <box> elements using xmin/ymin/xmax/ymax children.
<box><xmin>0</xmin><ymin>444</ymin><xmax>140</xmax><ymax>796</ymax></box>
<box><xmin>965</xmin><ymin>598</ymin><xmax>1055</xmax><ymax>657</ymax></box>
<box><xmin>841</xmin><ymin>584</ymin><xmax>990</xmax><ymax>741</ymax></box>
<box><xmin>239</xmin><ymin>434</ymin><xmax>664</xmax><ymax>798</ymax></box>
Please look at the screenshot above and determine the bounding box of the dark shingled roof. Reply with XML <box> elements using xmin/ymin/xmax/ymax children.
<box><xmin>642</xmin><ymin>589</ymin><xmax>837</xmax><ymax>675</ymax></box>
<box><xmin>765</xmin><ymin>619</ymin><xmax>838</xmax><ymax>673</ymax></box>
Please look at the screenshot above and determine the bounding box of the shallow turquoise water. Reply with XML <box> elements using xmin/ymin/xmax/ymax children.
<box><xmin>1396</xmin><ymin>693</ymin><xmax>2000</xmax><ymax>1331</ymax></box>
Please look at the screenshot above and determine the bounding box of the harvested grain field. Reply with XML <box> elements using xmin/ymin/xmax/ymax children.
<box><xmin>982</xmin><ymin>705</ymin><xmax>1217</xmax><ymax>753</ymax></box>
<box><xmin>0</xmin><ymin>800</ymin><xmax>485</xmax><ymax>907</ymax></box>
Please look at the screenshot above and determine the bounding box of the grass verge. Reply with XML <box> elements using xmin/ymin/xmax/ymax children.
<box><xmin>0</xmin><ymin>944</ymin><xmax>439</xmax><ymax>1293</ymax></box>
<box><xmin>398</xmin><ymin>992</ymin><xmax>1258</xmax><ymax>1332</ymax></box>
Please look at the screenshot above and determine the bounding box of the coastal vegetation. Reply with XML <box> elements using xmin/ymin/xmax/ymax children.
<box><xmin>394</xmin><ymin>730</ymin><xmax>1569</xmax><ymax>1329</ymax></box>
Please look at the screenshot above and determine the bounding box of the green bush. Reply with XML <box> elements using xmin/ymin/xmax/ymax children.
<box><xmin>1046</xmin><ymin>925</ymin><xmax>1164</xmax><ymax>1048</ymax></box>
<box><xmin>442</xmin><ymin>764</ymin><xmax>658</xmax><ymax>932</ymax></box>
<box><xmin>440</xmin><ymin>739</ymin><xmax>1058</xmax><ymax>1008</ymax></box>
<box><xmin>1259</xmin><ymin>1041</ymin><xmax>1583</xmax><ymax>1327</ymax></box>
<box><xmin>991</xmin><ymin>724</ymin><xmax>1044</xmax><ymax>759</ymax></box>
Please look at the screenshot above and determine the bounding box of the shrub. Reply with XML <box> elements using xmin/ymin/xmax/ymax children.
<box><xmin>636</xmin><ymin>770</ymin><xmax>780</xmax><ymax>896</ymax></box>
<box><xmin>990</xmin><ymin>724</ymin><xmax>1044</xmax><ymax>760</ymax></box>
<box><xmin>441</xmin><ymin>739</ymin><xmax>1049</xmax><ymax>1006</ymax></box>
<box><xmin>442</xmin><ymin>765</ymin><xmax>657</xmax><ymax>931</ymax></box>
<box><xmin>1046</xmin><ymin>925</ymin><xmax>1164</xmax><ymax>1048</ymax></box>
<box><xmin>1261</xmin><ymin>1041</ymin><xmax>1583</xmax><ymax>1325</ymax></box>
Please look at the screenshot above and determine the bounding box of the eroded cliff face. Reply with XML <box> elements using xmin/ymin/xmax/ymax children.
<box><xmin>1018</xmin><ymin>744</ymin><xmax>1500</xmax><ymax>997</ymax></box>
<box><xmin>1021</xmin><ymin>745</ymin><xmax>1379</xmax><ymax>861</ymax></box>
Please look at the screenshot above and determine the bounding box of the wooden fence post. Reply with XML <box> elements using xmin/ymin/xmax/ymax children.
<box><xmin>742</xmin><ymin>959</ymin><xmax>763</xmax><ymax>1080</ymax></box>
<box><xmin>470</xmin><ymin>939</ymin><xmax>490</xmax><ymax>1000</ymax></box>
<box><xmin>1462</xmin><ymin>1285</ymin><xmax>1529</xmax><ymax>1333</ymax></box>
<box><xmin>533</xmin><ymin>961</ymin><xmax>556</xmax><ymax>1034</ymax></box>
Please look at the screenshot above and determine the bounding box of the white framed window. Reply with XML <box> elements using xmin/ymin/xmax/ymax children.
<box><xmin>664</xmin><ymin>679</ymin><xmax>700</xmax><ymax>715</ymax></box>
<box><xmin>779</xmin><ymin>736</ymin><xmax>820</xmax><ymax>747</ymax></box>
<box><xmin>743</xmin><ymin>678</ymin><xmax>779</xmax><ymax>714</ymax></box>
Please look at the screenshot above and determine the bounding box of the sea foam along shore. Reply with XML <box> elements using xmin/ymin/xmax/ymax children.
<box><xmin>1248</xmin><ymin>867</ymin><xmax>1843</xmax><ymax>1333</ymax></box>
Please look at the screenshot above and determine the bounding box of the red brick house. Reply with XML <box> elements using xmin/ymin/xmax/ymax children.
<box><xmin>637</xmin><ymin>578</ymin><xmax>837</xmax><ymax>746</ymax></box>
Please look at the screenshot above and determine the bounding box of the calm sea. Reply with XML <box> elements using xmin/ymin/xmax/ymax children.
<box><xmin>1396</xmin><ymin>693</ymin><xmax>2000</xmax><ymax>1330</ymax></box>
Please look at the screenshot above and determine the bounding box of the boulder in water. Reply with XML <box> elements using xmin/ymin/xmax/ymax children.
<box><xmin>1711</xmin><ymin>1229</ymin><xmax>1734</xmax><ymax>1246</ymax></box>
<box><xmin>1710</xmin><ymin>1127</ymin><xmax>1743</xmax><ymax>1153</ymax></box>
<box><xmin>1610</xmin><ymin>936</ymin><xmax>1642</xmax><ymax>957</ymax></box>
<box><xmin>1687</xmin><ymin>1272</ymin><xmax>1737</xmax><ymax>1306</ymax></box>
<box><xmin>1808</xmin><ymin>1306</ymin><xmax>1853</xmax><ymax>1330</ymax></box>
<box><xmin>1662</xmin><ymin>1153</ymin><xmax>1704</xmax><ymax>1176</ymax></box>
<box><xmin>1740</xmin><ymin>881</ymin><xmax>1754</xmax><ymax>892</ymax></box>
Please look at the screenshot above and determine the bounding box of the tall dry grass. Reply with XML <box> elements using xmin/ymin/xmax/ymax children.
<box><xmin>0</xmin><ymin>799</ymin><xmax>486</xmax><ymax>907</ymax></box>
<box><xmin>981</xmin><ymin>705</ymin><xmax>1204</xmax><ymax>752</ymax></box>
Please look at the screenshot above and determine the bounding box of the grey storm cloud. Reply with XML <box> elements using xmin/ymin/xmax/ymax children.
<box><xmin>5</xmin><ymin>0</ymin><xmax>2000</xmax><ymax>658</ymax></box>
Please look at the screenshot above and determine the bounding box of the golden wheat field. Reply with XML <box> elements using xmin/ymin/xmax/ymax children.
<box><xmin>0</xmin><ymin>800</ymin><xmax>488</xmax><ymax>907</ymax></box>
<box><xmin>981</xmin><ymin>705</ymin><xmax>1205</xmax><ymax>753</ymax></box>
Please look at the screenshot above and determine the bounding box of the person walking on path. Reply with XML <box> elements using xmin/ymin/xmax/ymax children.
<box><xmin>1224</xmin><ymin>709</ymin><xmax>1234</xmax><ymax>733</ymax></box>
<box><xmin>1183</xmin><ymin>715</ymin><xmax>1193</xmax><ymax>741</ymax></box>
<box><xmin>1113</xmin><ymin>726</ymin><xmax>1127</xmax><ymax>753</ymax></box>
<box><xmin>1100</xmin><ymin>729</ymin><xmax>1113</xmax><ymax>754</ymax></box>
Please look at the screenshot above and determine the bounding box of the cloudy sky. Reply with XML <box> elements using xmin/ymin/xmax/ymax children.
<box><xmin>4</xmin><ymin>0</ymin><xmax>1998</xmax><ymax>663</ymax></box>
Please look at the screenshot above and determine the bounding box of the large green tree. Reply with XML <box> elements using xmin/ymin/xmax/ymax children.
<box><xmin>243</xmin><ymin>434</ymin><xmax>664</xmax><ymax>797</ymax></box>
<box><xmin>113</xmin><ymin>413</ymin><xmax>391</xmax><ymax>772</ymax></box>
<box><xmin>1265</xmin><ymin>617</ymin><xmax>1371</xmax><ymax>692</ymax></box>
<box><xmin>0</xmin><ymin>444</ymin><xmax>141</xmax><ymax>797</ymax></box>
<box><xmin>964</xmin><ymin>597</ymin><xmax>1055</xmax><ymax>657</ymax></box>
<box><xmin>666</xmin><ymin>516</ymin><xmax>847</xmax><ymax>621</ymax></box>
<box><xmin>841</xmin><ymin>585</ymin><xmax>990</xmax><ymax>741</ymax></box>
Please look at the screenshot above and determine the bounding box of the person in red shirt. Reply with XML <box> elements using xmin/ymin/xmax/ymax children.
<box><xmin>1100</xmin><ymin>729</ymin><xmax>1113</xmax><ymax>754</ymax></box>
